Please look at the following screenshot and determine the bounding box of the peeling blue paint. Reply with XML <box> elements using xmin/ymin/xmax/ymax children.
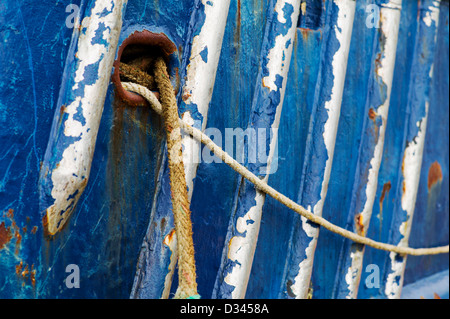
<box><xmin>212</xmin><ymin>0</ymin><xmax>300</xmax><ymax>299</ymax></box>
<box><xmin>280</xmin><ymin>0</ymin><xmax>352</xmax><ymax>299</ymax></box>
<box><xmin>199</xmin><ymin>46</ymin><xmax>208</xmax><ymax>63</ymax></box>
<box><xmin>0</xmin><ymin>0</ymin><xmax>448</xmax><ymax>300</ymax></box>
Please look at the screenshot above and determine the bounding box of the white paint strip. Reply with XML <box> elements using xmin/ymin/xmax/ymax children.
<box><xmin>385</xmin><ymin>0</ymin><xmax>440</xmax><ymax>299</ymax></box>
<box><xmin>45</xmin><ymin>0</ymin><xmax>126</xmax><ymax>235</ymax></box>
<box><xmin>224</xmin><ymin>191</ymin><xmax>266</xmax><ymax>298</ymax></box>
<box><xmin>161</xmin><ymin>0</ymin><xmax>231</xmax><ymax>296</ymax></box>
<box><xmin>344</xmin><ymin>0</ymin><xmax>402</xmax><ymax>299</ymax></box>
<box><xmin>223</xmin><ymin>0</ymin><xmax>301</xmax><ymax>299</ymax></box>
<box><xmin>181</xmin><ymin>0</ymin><xmax>231</xmax><ymax>201</ymax></box>
<box><xmin>385</xmin><ymin>103</ymin><xmax>429</xmax><ymax>299</ymax></box>
<box><xmin>290</xmin><ymin>0</ymin><xmax>356</xmax><ymax>299</ymax></box>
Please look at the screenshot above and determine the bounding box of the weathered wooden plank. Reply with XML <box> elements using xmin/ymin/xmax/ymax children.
<box><xmin>130</xmin><ymin>0</ymin><xmax>231</xmax><ymax>299</ymax></box>
<box><xmin>383</xmin><ymin>0</ymin><xmax>442</xmax><ymax>299</ymax></box>
<box><xmin>279</xmin><ymin>0</ymin><xmax>355</xmax><ymax>299</ymax></box>
<box><xmin>39</xmin><ymin>0</ymin><xmax>127</xmax><ymax>236</ymax></box>
<box><xmin>212</xmin><ymin>0</ymin><xmax>301</xmax><ymax>299</ymax></box>
<box><xmin>0</xmin><ymin>0</ymin><xmax>447</xmax><ymax>300</ymax></box>
<box><xmin>403</xmin><ymin>0</ymin><xmax>449</xmax><ymax>289</ymax></box>
<box><xmin>332</xmin><ymin>0</ymin><xmax>402</xmax><ymax>299</ymax></box>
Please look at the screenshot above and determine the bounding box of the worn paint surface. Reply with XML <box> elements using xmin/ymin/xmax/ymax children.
<box><xmin>382</xmin><ymin>0</ymin><xmax>442</xmax><ymax>299</ymax></box>
<box><xmin>39</xmin><ymin>0</ymin><xmax>127</xmax><ymax>236</ymax></box>
<box><xmin>280</xmin><ymin>0</ymin><xmax>355</xmax><ymax>299</ymax></box>
<box><xmin>129</xmin><ymin>0</ymin><xmax>231</xmax><ymax>299</ymax></box>
<box><xmin>333</xmin><ymin>0</ymin><xmax>402</xmax><ymax>299</ymax></box>
<box><xmin>0</xmin><ymin>0</ymin><xmax>448</xmax><ymax>299</ymax></box>
<box><xmin>212</xmin><ymin>0</ymin><xmax>301</xmax><ymax>299</ymax></box>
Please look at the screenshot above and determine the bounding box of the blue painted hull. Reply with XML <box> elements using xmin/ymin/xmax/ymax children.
<box><xmin>0</xmin><ymin>0</ymin><xmax>448</xmax><ymax>299</ymax></box>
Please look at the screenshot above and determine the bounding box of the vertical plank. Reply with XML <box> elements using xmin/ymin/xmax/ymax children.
<box><xmin>403</xmin><ymin>1</ymin><xmax>449</xmax><ymax>288</ymax></box>
<box><xmin>279</xmin><ymin>0</ymin><xmax>355</xmax><ymax>299</ymax></box>
<box><xmin>39</xmin><ymin>0</ymin><xmax>127</xmax><ymax>236</ymax></box>
<box><xmin>212</xmin><ymin>0</ymin><xmax>301</xmax><ymax>299</ymax></box>
<box><xmin>332</xmin><ymin>0</ymin><xmax>402</xmax><ymax>299</ymax></box>
<box><xmin>383</xmin><ymin>0</ymin><xmax>441</xmax><ymax>299</ymax></box>
<box><xmin>130</xmin><ymin>0</ymin><xmax>231</xmax><ymax>299</ymax></box>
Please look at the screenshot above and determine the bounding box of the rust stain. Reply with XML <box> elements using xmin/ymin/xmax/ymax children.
<box><xmin>4</xmin><ymin>209</ymin><xmax>25</xmax><ymax>255</ymax></box>
<box><xmin>59</xmin><ymin>104</ymin><xmax>66</xmax><ymax>116</ymax></box>
<box><xmin>379</xmin><ymin>181</ymin><xmax>392</xmax><ymax>206</ymax></box>
<box><xmin>58</xmin><ymin>104</ymin><xmax>67</xmax><ymax>127</ymax></box>
<box><xmin>374</xmin><ymin>52</ymin><xmax>383</xmax><ymax>75</ymax></box>
<box><xmin>235</xmin><ymin>0</ymin><xmax>241</xmax><ymax>46</ymax></box>
<box><xmin>163</xmin><ymin>228</ymin><xmax>176</xmax><ymax>247</ymax></box>
<box><xmin>21</xmin><ymin>264</ymin><xmax>29</xmax><ymax>278</ymax></box>
<box><xmin>6</xmin><ymin>208</ymin><xmax>14</xmax><ymax>219</ymax></box>
<box><xmin>15</xmin><ymin>261</ymin><xmax>36</xmax><ymax>287</ymax></box>
<box><xmin>42</xmin><ymin>213</ymin><xmax>52</xmax><ymax>240</ymax></box>
<box><xmin>14</xmin><ymin>230</ymin><xmax>22</xmax><ymax>255</ymax></box>
<box><xmin>354</xmin><ymin>213</ymin><xmax>365</xmax><ymax>236</ymax></box>
<box><xmin>30</xmin><ymin>264</ymin><xmax>36</xmax><ymax>287</ymax></box>
<box><xmin>427</xmin><ymin>161</ymin><xmax>443</xmax><ymax>190</ymax></box>
<box><xmin>31</xmin><ymin>226</ymin><xmax>38</xmax><ymax>235</ymax></box>
<box><xmin>378</xmin><ymin>181</ymin><xmax>391</xmax><ymax>227</ymax></box>
<box><xmin>182</xmin><ymin>92</ymin><xmax>191</xmax><ymax>102</ymax></box>
<box><xmin>0</xmin><ymin>222</ymin><xmax>13</xmax><ymax>250</ymax></box>
<box><xmin>262</xmin><ymin>78</ymin><xmax>271</xmax><ymax>89</ymax></box>
<box><xmin>368</xmin><ymin>107</ymin><xmax>377</xmax><ymax>120</ymax></box>
<box><xmin>299</xmin><ymin>28</ymin><xmax>312</xmax><ymax>41</ymax></box>
<box><xmin>400</xmin><ymin>153</ymin><xmax>407</xmax><ymax>201</ymax></box>
<box><xmin>401</xmin><ymin>153</ymin><xmax>405</xmax><ymax>174</ymax></box>
<box><xmin>15</xmin><ymin>261</ymin><xmax>23</xmax><ymax>276</ymax></box>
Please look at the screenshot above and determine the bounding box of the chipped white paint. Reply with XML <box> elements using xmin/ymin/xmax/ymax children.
<box><xmin>289</xmin><ymin>0</ymin><xmax>355</xmax><ymax>299</ymax></box>
<box><xmin>224</xmin><ymin>191</ymin><xmax>265</xmax><ymax>298</ymax></box>
<box><xmin>221</xmin><ymin>0</ymin><xmax>300</xmax><ymax>299</ymax></box>
<box><xmin>385</xmin><ymin>1</ymin><xmax>440</xmax><ymax>299</ymax></box>
<box><xmin>385</xmin><ymin>104</ymin><xmax>429</xmax><ymax>299</ymax></box>
<box><xmin>344</xmin><ymin>0</ymin><xmax>402</xmax><ymax>299</ymax></box>
<box><xmin>291</xmin><ymin>207</ymin><xmax>318</xmax><ymax>298</ymax></box>
<box><xmin>160</xmin><ymin>0</ymin><xmax>231</xmax><ymax>296</ymax></box>
<box><xmin>343</xmin><ymin>250</ymin><xmax>363</xmax><ymax>298</ymax></box>
<box><xmin>181</xmin><ymin>0</ymin><xmax>231</xmax><ymax>201</ymax></box>
<box><xmin>423</xmin><ymin>1</ymin><xmax>440</xmax><ymax>27</ymax></box>
<box><xmin>45</xmin><ymin>0</ymin><xmax>126</xmax><ymax>235</ymax></box>
<box><xmin>162</xmin><ymin>229</ymin><xmax>178</xmax><ymax>299</ymax></box>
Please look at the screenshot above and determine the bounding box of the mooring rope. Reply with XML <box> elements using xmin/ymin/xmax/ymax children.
<box><xmin>154</xmin><ymin>58</ymin><xmax>199</xmax><ymax>299</ymax></box>
<box><xmin>121</xmin><ymin>58</ymin><xmax>199</xmax><ymax>299</ymax></box>
<box><xmin>119</xmin><ymin>62</ymin><xmax>155</xmax><ymax>90</ymax></box>
<box><xmin>121</xmin><ymin>79</ymin><xmax>449</xmax><ymax>258</ymax></box>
